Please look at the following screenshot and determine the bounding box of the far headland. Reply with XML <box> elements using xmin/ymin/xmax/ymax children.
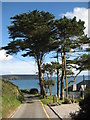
<box><xmin>0</xmin><ymin>74</ymin><xmax>39</xmax><ymax>80</ymax></box>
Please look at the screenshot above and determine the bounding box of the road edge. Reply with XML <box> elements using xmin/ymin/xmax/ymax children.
<box><xmin>39</xmin><ymin>100</ymin><xmax>50</xmax><ymax>120</ymax></box>
<box><xmin>47</xmin><ymin>104</ymin><xmax>62</xmax><ymax>120</ymax></box>
<box><xmin>8</xmin><ymin>103</ymin><xmax>23</xmax><ymax>118</ymax></box>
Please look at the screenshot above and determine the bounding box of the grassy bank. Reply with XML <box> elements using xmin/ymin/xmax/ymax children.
<box><xmin>2</xmin><ymin>80</ymin><xmax>24</xmax><ymax>118</ymax></box>
<box><xmin>35</xmin><ymin>94</ymin><xmax>64</xmax><ymax>105</ymax></box>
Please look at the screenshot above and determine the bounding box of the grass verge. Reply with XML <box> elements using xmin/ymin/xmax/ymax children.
<box><xmin>35</xmin><ymin>94</ymin><xmax>64</xmax><ymax>105</ymax></box>
<box><xmin>35</xmin><ymin>94</ymin><xmax>82</xmax><ymax>105</ymax></box>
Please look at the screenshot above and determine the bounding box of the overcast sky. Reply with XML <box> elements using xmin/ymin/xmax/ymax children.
<box><xmin>0</xmin><ymin>1</ymin><xmax>89</xmax><ymax>75</ymax></box>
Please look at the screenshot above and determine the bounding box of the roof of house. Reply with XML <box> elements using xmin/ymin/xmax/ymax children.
<box><xmin>67</xmin><ymin>80</ymin><xmax>90</xmax><ymax>92</ymax></box>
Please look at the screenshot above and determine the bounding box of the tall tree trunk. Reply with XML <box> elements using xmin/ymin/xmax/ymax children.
<box><xmin>57</xmin><ymin>51</ymin><xmax>59</xmax><ymax>97</ymax></box>
<box><xmin>37</xmin><ymin>56</ymin><xmax>47</xmax><ymax>97</ymax></box>
<box><xmin>57</xmin><ymin>68</ymin><xmax>59</xmax><ymax>97</ymax></box>
<box><xmin>64</xmin><ymin>47</ymin><xmax>68</xmax><ymax>98</ymax></box>
<box><xmin>60</xmin><ymin>72</ymin><xmax>65</xmax><ymax>100</ymax></box>
<box><xmin>37</xmin><ymin>57</ymin><xmax>43</xmax><ymax>95</ymax></box>
<box><xmin>60</xmin><ymin>52</ymin><xmax>65</xmax><ymax>100</ymax></box>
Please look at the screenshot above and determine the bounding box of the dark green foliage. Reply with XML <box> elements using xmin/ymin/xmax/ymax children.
<box><xmin>42</xmin><ymin>63</ymin><xmax>55</xmax><ymax>96</ymax></box>
<box><xmin>44</xmin><ymin>79</ymin><xmax>55</xmax><ymax>87</ymax></box>
<box><xmin>43</xmin><ymin>79</ymin><xmax>55</xmax><ymax>95</ymax></box>
<box><xmin>73</xmin><ymin>54</ymin><xmax>90</xmax><ymax>71</ymax></box>
<box><xmin>17</xmin><ymin>94</ymin><xmax>24</xmax><ymax>103</ymax></box>
<box><xmin>55</xmin><ymin>16</ymin><xmax>87</xmax><ymax>99</ymax></box>
<box><xmin>4</xmin><ymin>10</ymin><xmax>58</xmax><ymax>57</ymax></box>
<box><xmin>42</xmin><ymin>63</ymin><xmax>56</xmax><ymax>78</ymax></box>
<box><xmin>70</xmin><ymin>89</ymin><xmax>90</xmax><ymax>119</ymax></box>
<box><xmin>2</xmin><ymin>10</ymin><xmax>90</xmax><ymax>98</ymax></box>
<box><xmin>30</xmin><ymin>88</ymin><xmax>38</xmax><ymax>94</ymax></box>
<box><xmin>56</xmin><ymin>16</ymin><xmax>84</xmax><ymax>40</ymax></box>
<box><xmin>21</xmin><ymin>88</ymin><xmax>38</xmax><ymax>94</ymax></box>
<box><xmin>3</xmin><ymin>10</ymin><xmax>59</xmax><ymax>96</ymax></box>
<box><xmin>51</xmin><ymin>61</ymin><xmax>62</xmax><ymax>70</ymax></box>
<box><xmin>86</xmin><ymin>48</ymin><xmax>90</xmax><ymax>51</ymax></box>
<box><xmin>55</xmin><ymin>16</ymin><xmax>85</xmax><ymax>49</ymax></box>
<box><xmin>21</xmin><ymin>89</ymin><xmax>31</xmax><ymax>94</ymax></box>
<box><xmin>63</xmin><ymin>98</ymin><xmax>72</xmax><ymax>104</ymax></box>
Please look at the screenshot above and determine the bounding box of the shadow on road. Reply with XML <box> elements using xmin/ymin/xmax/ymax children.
<box><xmin>22</xmin><ymin>93</ymin><xmax>38</xmax><ymax>104</ymax></box>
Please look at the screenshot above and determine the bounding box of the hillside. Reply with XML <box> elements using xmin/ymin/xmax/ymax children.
<box><xmin>0</xmin><ymin>74</ymin><xmax>39</xmax><ymax>80</ymax></box>
<box><xmin>2</xmin><ymin>80</ymin><xmax>24</xmax><ymax>118</ymax></box>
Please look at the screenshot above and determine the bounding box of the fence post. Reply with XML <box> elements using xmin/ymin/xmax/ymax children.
<box><xmin>53</xmin><ymin>95</ymin><xmax>55</xmax><ymax>103</ymax></box>
<box><xmin>56</xmin><ymin>95</ymin><xmax>58</xmax><ymax>102</ymax></box>
<box><xmin>72</xmin><ymin>94</ymin><xmax>74</xmax><ymax>103</ymax></box>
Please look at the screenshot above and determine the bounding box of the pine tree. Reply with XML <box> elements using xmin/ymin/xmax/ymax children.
<box><xmin>3</xmin><ymin>10</ymin><xmax>59</xmax><ymax>96</ymax></box>
<box><xmin>55</xmin><ymin>16</ymin><xmax>87</xmax><ymax>99</ymax></box>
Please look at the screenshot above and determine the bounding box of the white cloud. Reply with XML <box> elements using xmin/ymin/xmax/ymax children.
<box><xmin>0</xmin><ymin>49</ymin><xmax>13</xmax><ymax>61</ymax></box>
<box><xmin>62</xmin><ymin>7</ymin><xmax>88</xmax><ymax>35</ymax></box>
<box><xmin>0</xmin><ymin>59</ymin><xmax>88</xmax><ymax>75</ymax></box>
<box><xmin>0</xmin><ymin>61</ymin><xmax>38</xmax><ymax>75</ymax></box>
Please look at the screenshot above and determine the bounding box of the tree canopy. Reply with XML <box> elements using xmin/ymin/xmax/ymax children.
<box><xmin>4</xmin><ymin>10</ymin><xmax>58</xmax><ymax>60</ymax></box>
<box><xmin>2</xmin><ymin>10</ymin><xmax>90</xmax><ymax>98</ymax></box>
<box><xmin>55</xmin><ymin>16</ymin><xmax>89</xmax><ymax>99</ymax></box>
<box><xmin>3</xmin><ymin>10</ymin><xmax>59</xmax><ymax>96</ymax></box>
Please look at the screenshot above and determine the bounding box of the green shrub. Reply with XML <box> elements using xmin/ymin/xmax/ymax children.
<box><xmin>21</xmin><ymin>89</ymin><xmax>30</xmax><ymax>94</ymax></box>
<box><xmin>74</xmin><ymin>98</ymin><xmax>82</xmax><ymax>103</ymax></box>
<box><xmin>70</xmin><ymin>88</ymin><xmax>90</xmax><ymax>119</ymax></box>
<box><xmin>17</xmin><ymin>94</ymin><xmax>24</xmax><ymax>103</ymax></box>
<box><xmin>30</xmin><ymin>88</ymin><xmax>38</xmax><ymax>94</ymax></box>
<box><xmin>63</xmin><ymin>98</ymin><xmax>72</xmax><ymax>104</ymax></box>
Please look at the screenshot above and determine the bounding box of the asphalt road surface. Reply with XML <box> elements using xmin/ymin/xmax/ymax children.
<box><xmin>12</xmin><ymin>94</ymin><xmax>48</xmax><ymax>118</ymax></box>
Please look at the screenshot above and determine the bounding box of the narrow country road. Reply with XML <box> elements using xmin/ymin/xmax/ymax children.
<box><xmin>12</xmin><ymin>94</ymin><xmax>48</xmax><ymax>118</ymax></box>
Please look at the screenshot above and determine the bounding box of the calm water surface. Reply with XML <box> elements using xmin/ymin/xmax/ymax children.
<box><xmin>10</xmin><ymin>76</ymin><xmax>89</xmax><ymax>95</ymax></box>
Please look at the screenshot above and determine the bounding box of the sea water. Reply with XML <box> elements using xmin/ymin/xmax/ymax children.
<box><xmin>10</xmin><ymin>75</ymin><xmax>89</xmax><ymax>95</ymax></box>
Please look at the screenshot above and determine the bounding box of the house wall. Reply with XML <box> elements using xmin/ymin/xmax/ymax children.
<box><xmin>68</xmin><ymin>91</ymin><xmax>80</xmax><ymax>98</ymax></box>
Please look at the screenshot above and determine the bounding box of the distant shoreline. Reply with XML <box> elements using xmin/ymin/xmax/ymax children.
<box><xmin>0</xmin><ymin>74</ymin><xmax>89</xmax><ymax>81</ymax></box>
<box><xmin>0</xmin><ymin>74</ymin><xmax>39</xmax><ymax>80</ymax></box>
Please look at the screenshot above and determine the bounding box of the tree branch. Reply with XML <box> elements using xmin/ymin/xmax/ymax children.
<box><xmin>68</xmin><ymin>69</ymin><xmax>82</xmax><ymax>86</ymax></box>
